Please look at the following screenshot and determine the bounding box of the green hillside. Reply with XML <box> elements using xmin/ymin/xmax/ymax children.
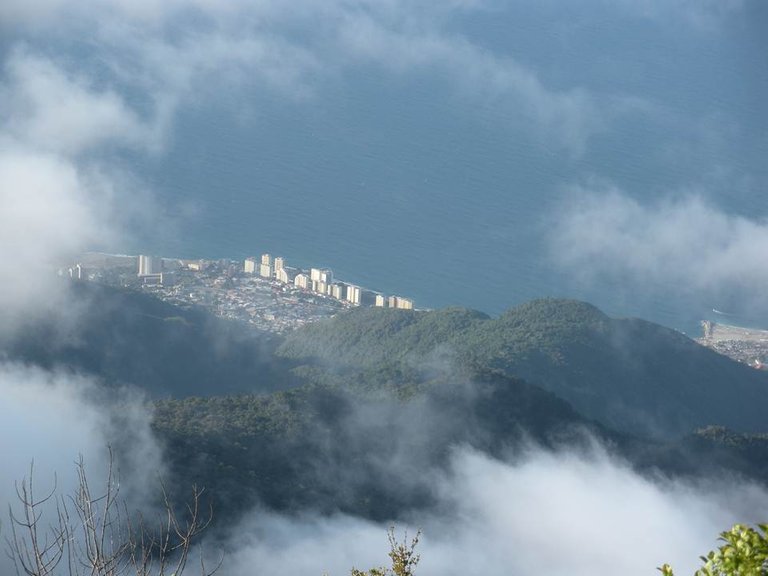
<box><xmin>277</xmin><ymin>306</ymin><xmax>489</xmax><ymax>367</ymax></box>
<box><xmin>152</xmin><ymin>369</ymin><xmax>608</xmax><ymax>522</ymax></box>
<box><xmin>279</xmin><ymin>299</ymin><xmax>768</xmax><ymax>438</ymax></box>
<box><xmin>6</xmin><ymin>285</ymin><xmax>768</xmax><ymax>525</ymax></box>
<box><xmin>1</xmin><ymin>282</ymin><xmax>298</xmax><ymax>397</ymax></box>
<box><xmin>8</xmin><ymin>286</ymin><xmax>764</xmax><ymax>438</ymax></box>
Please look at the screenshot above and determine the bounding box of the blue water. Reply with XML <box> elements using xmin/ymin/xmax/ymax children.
<box><xmin>120</xmin><ymin>2</ymin><xmax>768</xmax><ymax>334</ymax></box>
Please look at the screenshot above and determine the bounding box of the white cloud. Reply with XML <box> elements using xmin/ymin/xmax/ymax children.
<box><xmin>336</xmin><ymin>15</ymin><xmax>603</xmax><ymax>154</ymax></box>
<box><xmin>221</xmin><ymin>445</ymin><xmax>766</xmax><ymax>576</ymax></box>
<box><xmin>549</xmin><ymin>186</ymin><xmax>768</xmax><ymax>308</ymax></box>
<box><xmin>0</xmin><ymin>363</ymin><xmax>164</xmax><ymax>575</ymax></box>
<box><xmin>0</xmin><ymin>50</ymin><xmax>157</xmax><ymax>155</ymax></box>
<box><xmin>0</xmin><ymin>6</ymin><xmax>759</xmax><ymax>571</ymax></box>
<box><xmin>1</xmin><ymin>0</ymin><xmax>612</xmax><ymax>155</ymax></box>
<box><xmin>0</xmin><ymin>146</ymin><xmax>114</xmax><ymax>323</ymax></box>
<box><xmin>0</xmin><ymin>49</ymin><xmax>162</xmax><ymax>326</ymax></box>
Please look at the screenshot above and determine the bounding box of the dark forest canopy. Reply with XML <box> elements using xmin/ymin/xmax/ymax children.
<box><xmin>4</xmin><ymin>285</ymin><xmax>768</xmax><ymax>527</ymax></box>
<box><xmin>4</xmin><ymin>285</ymin><xmax>766</xmax><ymax>439</ymax></box>
<box><xmin>278</xmin><ymin>298</ymin><xmax>768</xmax><ymax>438</ymax></box>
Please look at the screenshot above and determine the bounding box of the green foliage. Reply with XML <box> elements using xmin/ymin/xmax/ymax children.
<box><xmin>151</xmin><ymin>369</ymin><xmax>602</xmax><ymax>526</ymax></box>
<box><xmin>351</xmin><ymin>528</ymin><xmax>421</xmax><ymax>576</ymax></box>
<box><xmin>278</xmin><ymin>306</ymin><xmax>488</xmax><ymax>369</ymax></box>
<box><xmin>659</xmin><ymin>523</ymin><xmax>768</xmax><ymax>575</ymax></box>
<box><xmin>279</xmin><ymin>298</ymin><xmax>768</xmax><ymax>438</ymax></box>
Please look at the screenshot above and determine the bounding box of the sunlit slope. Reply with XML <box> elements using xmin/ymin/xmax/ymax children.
<box><xmin>278</xmin><ymin>299</ymin><xmax>768</xmax><ymax>438</ymax></box>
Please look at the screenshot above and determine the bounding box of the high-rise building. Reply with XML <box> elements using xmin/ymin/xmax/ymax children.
<box><xmin>294</xmin><ymin>273</ymin><xmax>311</xmax><ymax>290</ymax></box>
<box><xmin>279</xmin><ymin>267</ymin><xmax>298</xmax><ymax>284</ymax></box>
<box><xmin>346</xmin><ymin>284</ymin><xmax>361</xmax><ymax>305</ymax></box>
<box><xmin>375</xmin><ymin>294</ymin><xmax>386</xmax><ymax>307</ymax></box>
<box><xmin>396</xmin><ymin>297</ymin><xmax>414</xmax><ymax>310</ymax></box>
<box><xmin>387</xmin><ymin>296</ymin><xmax>414</xmax><ymax>310</ymax></box>
<box><xmin>244</xmin><ymin>257</ymin><xmax>257</xmax><ymax>274</ymax></box>
<box><xmin>259</xmin><ymin>263</ymin><xmax>272</xmax><ymax>279</ymax></box>
<box><xmin>68</xmin><ymin>264</ymin><xmax>87</xmax><ymax>281</ymax></box>
<box><xmin>274</xmin><ymin>257</ymin><xmax>285</xmax><ymax>276</ymax></box>
<box><xmin>330</xmin><ymin>284</ymin><xmax>345</xmax><ymax>300</ymax></box>
<box><xmin>310</xmin><ymin>268</ymin><xmax>333</xmax><ymax>284</ymax></box>
<box><xmin>261</xmin><ymin>254</ymin><xmax>272</xmax><ymax>266</ymax></box>
<box><xmin>138</xmin><ymin>255</ymin><xmax>162</xmax><ymax>277</ymax></box>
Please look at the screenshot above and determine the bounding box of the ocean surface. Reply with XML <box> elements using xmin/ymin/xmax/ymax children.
<box><xmin>118</xmin><ymin>3</ymin><xmax>767</xmax><ymax>335</ymax></box>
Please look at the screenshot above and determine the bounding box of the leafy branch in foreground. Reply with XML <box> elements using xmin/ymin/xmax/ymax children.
<box><xmin>350</xmin><ymin>528</ymin><xmax>421</xmax><ymax>576</ymax></box>
<box><xmin>659</xmin><ymin>523</ymin><xmax>768</xmax><ymax>576</ymax></box>
<box><xmin>5</xmin><ymin>451</ymin><xmax>218</xmax><ymax>576</ymax></box>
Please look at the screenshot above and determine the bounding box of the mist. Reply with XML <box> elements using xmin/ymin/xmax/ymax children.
<box><xmin>0</xmin><ymin>363</ymin><xmax>166</xmax><ymax>574</ymax></box>
<box><xmin>550</xmin><ymin>185</ymin><xmax>768</xmax><ymax>320</ymax></box>
<box><xmin>1</xmin><ymin>1</ymin><xmax>766</xmax><ymax>574</ymax></box>
<box><xmin>220</xmin><ymin>443</ymin><xmax>766</xmax><ymax>576</ymax></box>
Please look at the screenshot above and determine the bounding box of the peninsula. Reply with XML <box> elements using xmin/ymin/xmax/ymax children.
<box><xmin>63</xmin><ymin>252</ymin><xmax>416</xmax><ymax>334</ymax></box>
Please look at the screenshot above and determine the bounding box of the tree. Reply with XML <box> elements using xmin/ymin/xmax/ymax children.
<box><xmin>350</xmin><ymin>528</ymin><xmax>420</xmax><ymax>576</ymax></box>
<box><xmin>659</xmin><ymin>523</ymin><xmax>768</xmax><ymax>576</ymax></box>
<box><xmin>5</xmin><ymin>452</ymin><xmax>219</xmax><ymax>576</ymax></box>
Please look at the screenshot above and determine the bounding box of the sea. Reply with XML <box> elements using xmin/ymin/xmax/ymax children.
<box><xmin>118</xmin><ymin>3</ymin><xmax>768</xmax><ymax>336</ymax></box>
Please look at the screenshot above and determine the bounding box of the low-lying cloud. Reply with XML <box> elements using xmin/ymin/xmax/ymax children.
<box><xmin>0</xmin><ymin>147</ymin><xmax>110</xmax><ymax>324</ymax></box>
<box><xmin>550</xmin><ymin>186</ymin><xmax>768</xmax><ymax>312</ymax></box>
<box><xmin>0</xmin><ymin>0</ymin><xmax>641</xmax><ymax>157</ymax></box>
<box><xmin>1</xmin><ymin>50</ymin><xmax>155</xmax><ymax>155</ymax></box>
<box><xmin>221</xmin><ymin>444</ymin><xmax>766</xmax><ymax>576</ymax></box>
<box><xmin>0</xmin><ymin>363</ymin><xmax>164</xmax><ymax>574</ymax></box>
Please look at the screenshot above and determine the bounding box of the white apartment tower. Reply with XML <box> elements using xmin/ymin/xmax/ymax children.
<box><xmin>346</xmin><ymin>284</ymin><xmax>362</xmax><ymax>305</ymax></box>
<box><xmin>310</xmin><ymin>268</ymin><xmax>333</xmax><ymax>284</ymax></box>
<box><xmin>68</xmin><ymin>264</ymin><xmax>87</xmax><ymax>281</ymax></box>
<box><xmin>387</xmin><ymin>296</ymin><xmax>414</xmax><ymax>310</ymax></box>
<box><xmin>294</xmin><ymin>273</ymin><xmax>311</xmax><ymax>290</ymax></box>
<box><xmin>330</xmin><ymin>284</ymin><xmax>345</xmax><ymax>300</ymax></box>
<box><xmin>138</xmin><ymin>255</ymin><xmax>162</xmax><ymax>277</ymax></box>
<box><xmin>396</xmin><ymin>297</ymin><xmax>414</xmax><ymax>310</ymax></box>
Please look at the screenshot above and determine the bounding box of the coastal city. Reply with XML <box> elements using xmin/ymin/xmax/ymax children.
<box><xmin>64</xmin><ymin>252</ymin><xmax>416</xmax><ymax>334</ymax></box>
<box><xmin>64</xmin><ymin>253</ymin><xmax>768</xmax><ymax>369</ymax></box>
<box><xmin>698</xmin><ymin>320</ymin><xmax>768</xmax><ymax>370</ymax></box>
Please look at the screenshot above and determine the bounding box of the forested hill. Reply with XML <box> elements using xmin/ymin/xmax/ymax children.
<box><xmin>4</xmin><ymin>284</ymin><xmax>766</xmax><ymax>439</ymax></box>
<box><xmin>6</xmin><ymin>285</ymin><xmax>768</xmax><ymax>524</ymax></box>
<box><xmin>278</xmin><ymin>299</ymin><xmax>768</xmax><ymax>439</ymax></box>
<box><xmin>0</xmin><ymin>282</ymin><xmax>298</xmax><ymax>397</ymax></box>
<box><xmin>152</xmin><ymin>369</ymin><xmax>612</xmax><ymax>521</ymax></box>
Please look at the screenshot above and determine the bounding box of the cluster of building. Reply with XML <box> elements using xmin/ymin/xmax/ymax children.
<box><xmin>61</xmin><ymin>251</ymin><xmax>416</xmax><ymax>334</ymax></box>
<box><xmin>244</xmin><ymin>254</ymin><xmax>414</xmax><ymax>310</ymax></box>
<box><xmin>66</xmin><ymin>263</ymin><xmax>88</xmax><ymax>281</ymax></box>
<box><xmin>699</xmin><ymin>320</ymin><xmax>768</xmax><ymax>369</ymax></box>
<box><xmin>137</xmin><ymin>254</ymin><xmax>177</xmax><ymax>286</ymax></box>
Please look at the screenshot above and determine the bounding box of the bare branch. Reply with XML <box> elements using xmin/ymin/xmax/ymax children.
<box><xmin>6</xmin><ymin>451</ymin><xmax>218</xmax><ymax>576</ymax></box>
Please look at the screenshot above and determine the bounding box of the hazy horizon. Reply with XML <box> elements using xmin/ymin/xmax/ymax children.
<box><xmin>3</xmin><ymin>0</ymin><xmax>767</xmax><ymax>331</ymax></box>
<box><xmin>2</xmin><ymin>2</ymin><xmax>767</xmax><ymax>574</ymax></box>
